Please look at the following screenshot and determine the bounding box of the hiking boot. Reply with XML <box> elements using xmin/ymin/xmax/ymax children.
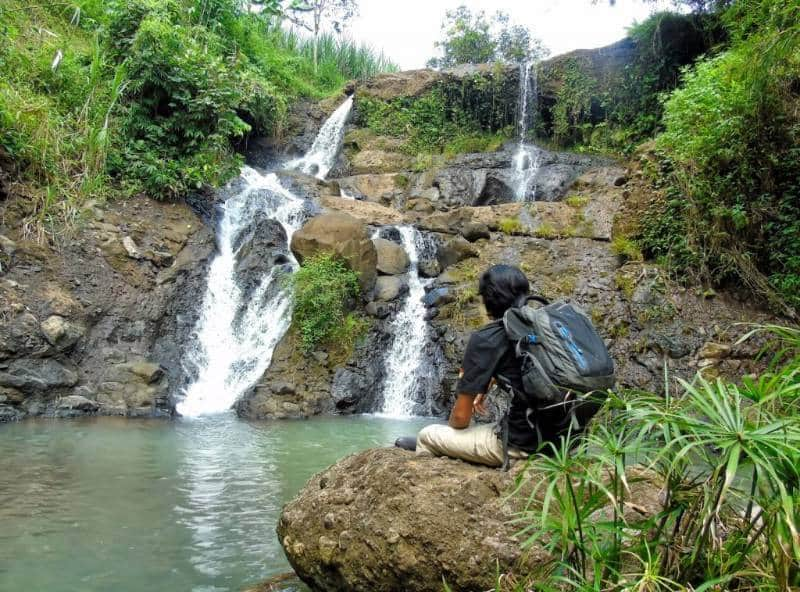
<box><xmin>394</xmin><ymin>436</ymin><xmax>417</xmax><ymax>451</ymax></box>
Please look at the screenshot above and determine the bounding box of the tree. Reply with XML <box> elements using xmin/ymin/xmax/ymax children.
<box><xmin>427</xmin><ymin>5</ymin><xmax>548</xmax><ymax>69</ymax></box>
<box><xmin>283</xmin><ymin>0</ymin><xmax>358</xmax><ymax>73</ymax></box>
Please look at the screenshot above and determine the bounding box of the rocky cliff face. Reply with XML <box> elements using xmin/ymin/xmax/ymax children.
<box><xmin>0</xmin><ymin>190</ymin><xmax>214</xmax><ymax>421</ymax></box>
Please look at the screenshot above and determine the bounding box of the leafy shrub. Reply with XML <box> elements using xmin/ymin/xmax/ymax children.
<box><xmin>648</xmin><ymin>2</ymin><xmax>800</xmax><ymax>311</ymax></box>
<box><xmin>291</xmin><ymin>253</ymin><xmax>362</xmax><ymax>353</ymax></box>
<box><xmin>514</xmin><ymin>323</ymin><xmax>800</xmax><ymax>591</ymax></box>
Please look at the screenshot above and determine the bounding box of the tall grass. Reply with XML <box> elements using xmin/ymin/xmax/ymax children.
<box><xmin>264</xmin><ymin>21</ymin><xmax>399</xmax><ymax>81</ymax></box>
<box><xmin>507</xmin><ymin>324</ymin><xmax>800</xmax><ymax>591</ymax></box>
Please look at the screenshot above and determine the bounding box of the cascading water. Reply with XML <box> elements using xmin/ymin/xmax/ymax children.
<box><xmin>178</xmin><ymin>97</ymin><xmax>353</xmax><ymax>417</ymax></box>
<box><xmin>287</xmin><ymin>95</ymin><xmax>353</xmax><ymax>180</ymax></box>
<box><xmin>379</xmin><ymin>226</ymin><xmax>439</xmax><ymax>418</ymax></box>
<box><xmin>512</xmin><ymin>61</ymin><xmax>540</xmax><ymax>202</ymax></box>
<box><xmin>177</xmin><ymin>169</ymin><xmax>304</xmax><ymax>417</ymax></box>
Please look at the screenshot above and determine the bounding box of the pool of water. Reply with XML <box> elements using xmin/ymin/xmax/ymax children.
<box><xmin>0</xmin><ymin>413</ymin><xmax>431</xmax><ymax>592</ymax></box>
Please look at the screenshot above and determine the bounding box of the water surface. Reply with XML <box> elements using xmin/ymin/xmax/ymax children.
<box><xmin>0</xmin><ymin>414</ymin><xmax>430</xmax><ymax>591</ymax></box>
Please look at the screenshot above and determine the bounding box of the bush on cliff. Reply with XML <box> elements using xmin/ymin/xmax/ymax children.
<box><xmin>290</xmin><ymin>253</ymin><xmax>365</xmax><ymax>354</ymax></box>
<box><xmin>642</xmin><ymin>0</ymin><xmax>800</xmax><ymax>312</ymax></box>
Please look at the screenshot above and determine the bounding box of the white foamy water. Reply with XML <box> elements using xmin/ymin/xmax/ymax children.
<box><xmin>513</xmin><ymin>61</ymin><xmax>541</xmax><ymax>201</ymax></box>
<box><xmin>177</xmin><ymin>169</ymin><xmax>304</xmax><ymax>417</ymax></box>
<box><xmin>287</xmin><ymin>95</ymin><xmax>353</xmax><ymax>180</ymax></box>
<box><xmin>178</xmin><ymin>96</ymin><xmax>353</xmax><ymax>416</ymax></box>
<box><xmin>379</xmin><ymin>226</ymin><xmax>436</xmax><ymax>418</ymax></box>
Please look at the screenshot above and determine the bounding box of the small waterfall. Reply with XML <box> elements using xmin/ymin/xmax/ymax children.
<box><xmin>287</xmin><ymin>95</ymin><xmax>353</xmax><ymax>180</ymax></box>
<box><xmin>177</xmin><ymin>169</ymin><xmax>304</xmax><ymax>417</ymax></box>
<box><xmin>178</xmin><ymin>97</ymin><xmax>353</xmax><ymax>417</ymax></box>
<box><xmin>512</xmin><ymin>62</ymin><xmax>540</xmax><ymax>202</ymax></box>
<box><xmin>379</xmin><ymin>226</ymin><xmax>437</xmax><ymax>418</ymax></box>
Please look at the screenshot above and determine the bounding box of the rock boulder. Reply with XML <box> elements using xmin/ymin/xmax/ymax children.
<box><xmin>291</xmin><ymin>212</ymin><xmax>378</xmax><ymax>291</ymax></box>
<box><xmin>278</xmin><ymin>447</ymin><xmax>661</xmax><ymax>592</ymax></box>
<box><xmin>373</xmin><ymin>237</ymin><xmax>410</xmax><ymax>275</ymax></box>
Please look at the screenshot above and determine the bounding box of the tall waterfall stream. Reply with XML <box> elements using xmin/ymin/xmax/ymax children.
<box><xmin>378</xmin><ymin>227</ymin><xmax>438</xmax><ymax>417</ymax></box>
<box><xmin>512</xmin><ymin>61</ymin><xmax>541</xmax><ymax>202</ymax></box>
<box><xmin>177</xmin><ymin>97</ymin><xmax>353</xmax><ymax>416</ymax></box>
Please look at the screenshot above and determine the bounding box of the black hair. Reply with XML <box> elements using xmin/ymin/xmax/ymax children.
<box><xmin>478</xmin><ymin>265</ymin><xmax>530</xmax><ymax>319</ymax></box>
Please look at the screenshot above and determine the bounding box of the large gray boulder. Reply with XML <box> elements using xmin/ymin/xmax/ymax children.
<box><xmin>278</xmin><ymin>448</ymin><xmax>662</xmax><ymax>592</ymax></box>
<box><xmin>373</xmin><ymin>238</ymin><xmax>410</xmax><ymax>275</ymax></box>
<box><xmin>291</xmin><ymin>212</ymin><xmax>378</xmax><ymax>291</ymax></box>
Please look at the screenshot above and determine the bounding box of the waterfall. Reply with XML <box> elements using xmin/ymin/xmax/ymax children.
<box><xmin>379</xmin><ymin>226</ymin><xmax>437</xmax><ymax>418</ymax></box>
<box><xmin>512</xmin><ymin>61</ymin><xmax>540</xmax><ymax>202</ymax></box>
<box><xmin>177</xmin><ymin>169</ymin><xmax>304</xmax><ymax>417</ymax></box>
<box><xmin>177</xmin><ymin>97</ymin><xmax>353</xmax><ymax>417</ymax></box>
<box><xmin>287</xmin><ymin>95</ymin><xmax>353</xmax><ymax>180</ymax></box>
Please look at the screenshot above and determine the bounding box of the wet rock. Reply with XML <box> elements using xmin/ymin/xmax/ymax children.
<box><xmin>365</xmin><ymin>301</ymin><xmax>391</xmax><ymax>319</ymax></box>
<box><xmin>373</xmin><ymin>238</ymin><xmax>410</xmax><ymax>275</ymax></box>
<box><xmin>331</xmin><ymin>367</ymin><xmax>368</xmax><ymax>409</ymax></box>
<box><xmin>0</xmin><ymin>358</ymin><xmax>79</xmax><ymax>393</ymax></box>
<box><xmin>437</xmin><ymin>237</ymin><xmax>478</xmax><ymax>271</ymax></box>
<box><xmin>40</xmin><ymin>315</ymin><xmax>85</xmax><ymax>351</ymax></box>
<box><xmin>422</xmin><ymin>287</ymin><xmax>453</xmax><ymax>308</ymax></box>
<box><xmin>232</xmin><ymin>213</ymin><xmax>288</xmax><ymax>294</ymax></box>
<box><xmin>278</xmin><ymin>448</ymin><xmax>662</xmax><ymax>592</ymax></box>
<box><xmin>0</xmin><ymin>404</ymin><xmax>23</xmax><ymax>422</ymax></box>
<box><xmin>291</xmin><ymin>212</ymin><xmax>378</xmax><ymax>290</ymax></box>
<box><xmin>417</xmin><ymin>258</ymin><xmax>441</xmax><ymax>278</ymax></box>
<box><xmin>374</xmin><ymin>276</ymin><xmax>406</xmax><ymax>302</ymax></box>
<box><xmin>56</xmin><ymin>394</ymin><xmax>99</xmax><ymax>415</ymax></box>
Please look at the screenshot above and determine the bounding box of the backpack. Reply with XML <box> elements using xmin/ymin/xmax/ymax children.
<box><xmin>493</xmin><ymin>295</ymin><xmax>616</xmax><ymax>469</ymax></box>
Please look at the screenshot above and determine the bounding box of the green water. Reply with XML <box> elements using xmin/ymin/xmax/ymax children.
<box><xmin>0</xmin><ymin>413</ymin><xmax>431</xmax><ymax>591</ymax></box>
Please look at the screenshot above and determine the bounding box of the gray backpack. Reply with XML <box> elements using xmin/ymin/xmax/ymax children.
<box><xmin>494</xmin><ymin>296</ymin><xmax>616</xmax><ymax>468</ymax></box>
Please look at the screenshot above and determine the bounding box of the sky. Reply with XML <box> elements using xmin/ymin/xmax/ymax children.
<box><xmin>344</xmin><ymin>0</ymin><xmax>677</xmax><ymax>70</ymax></box>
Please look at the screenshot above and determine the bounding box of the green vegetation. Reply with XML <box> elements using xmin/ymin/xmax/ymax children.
<box><xmin>0</xmin><ymin>0</ymin><xmax>395</xmax><ymax>235</ymax></box>
<box><xmin>497</xmin><ymin>216</ymin><xmax>523</xmax><ymax>235</ymax></box>
<box><xmin>533</xmin><ymin>222</ymin><xmax>558</xmax><ymax>239</ymax></box>
<box><xmin>643</xmin><ymin>0</ymin><xmax>800</xmax><ymax>312</ymax></box>
<box><xmin>551</xmin><ymin>58</ymin><xmax>597</xmax><ymax>146</ymax></box>
<box><xmin>290</xmin><ymin>252</ymin><xmax>364</xmax><ymax>353</ymax></box>
<box><xmin>356</xmin><ymin>88</ymin><xmax>513</xmax><ymax>158</ymax></box>
<box><xmin>426</xmin><ymin>5</ymin><xmax>548</xmax><ymax>69</ymax></box>
<box><xmin>611</xmin><ymin>235</ymin><xmax>644</xmax><ymax>262</ymax></box>
<box><xmin>512</xmin><ymin>323</ymin><xmax>800</xmax><ymax>591</ymax></box>
<box><xmin>564</xmin><ymin>194</ymin><xmax>589</xmax><ymax>208</ymax></box>
<box><xmin>543</xmin><ymin>11</ymin><xmax>722</xmax><ymax>154</ymax></box>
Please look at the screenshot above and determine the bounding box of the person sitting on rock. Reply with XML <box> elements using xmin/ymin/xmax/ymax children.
<box><xmin>395</xmin><ymin>264</ymin><xmax>544</xmax><ymax>467</ymax></box>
